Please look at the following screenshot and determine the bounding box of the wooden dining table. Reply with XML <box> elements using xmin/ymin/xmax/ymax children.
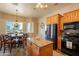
<box><xmin>0</xmin><ymin>33</ymin><xmax>27</xmax><ymax>53</ymax></box>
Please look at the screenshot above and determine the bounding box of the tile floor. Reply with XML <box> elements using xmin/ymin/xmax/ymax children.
<box><xmin>0</xmin><ymin>47</ymin><xmax>67</xmax><ymax>56</ymax></box>
<box><xmin>53</xmin><ymin>50</ymin><xmax>67</xmax><ymax>56</ymax></box>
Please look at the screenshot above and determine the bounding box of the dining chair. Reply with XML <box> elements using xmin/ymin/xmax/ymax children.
<box><xmin>0</xmin><ymin>35</ymin><xmax>4</xmax><ymax>51</ymax></box>
<box><xmin>22</xmin><ymin>34</ymin><xmax>28</xmax><ymax>48</ymax></box>
<box><xmin>0</xmin><ymin>35</ymin><xmax>2</xmax><ymax>51</ymax></box>
<box><xmin>3</xmin><ymin>35</ymin><xmax>12</xmax><ymax>53</ymax></box>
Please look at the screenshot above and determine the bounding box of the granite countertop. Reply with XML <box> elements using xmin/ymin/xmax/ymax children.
<box><xmin>27</xmin><ymin>36</ymin><xmax>53</xmax><ymax>47</ymax></box>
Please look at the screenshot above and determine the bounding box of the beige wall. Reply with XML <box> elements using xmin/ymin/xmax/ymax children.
<box><xmin>38</xmin><ymin>3</ymin><xmax>79</xmax><ymax>39</ymax></box>
<box><xmin>0</xmin><ymin>12</ymin><xmax>38</xmax><ymax>34</ymax></box>
<box><xmin>26</xmin><ymin>17</ymin><xmax>38</xmax><ymax>34</ymax></box>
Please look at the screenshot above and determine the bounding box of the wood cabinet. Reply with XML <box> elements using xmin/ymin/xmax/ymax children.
<box><xmin>27</xmin><ymin>39</ymin><xmax>33</xmax><ymax>55</ymax></box>
<box><xmin>57</xmin><ymin>37</ymin><xmax>62</xmax><ymax>50</ymax></box>
<box><xmin>47</xmin><ymin>14</ymin><xmax>60</xmax><ymax>24</ymax></box>
<box><xmin>63</xmin><ymin>9</ymin><xmax>79</xmax><ymax>23</ymax></box>
<box><xmin>58</xmin><ymin>9</ymin><xmax>79</xmax><ymax>49</ymax></box>
<box><xmin>47</xmin><ymin>14</ymin><xmax>63</xmax><ymax>50</ymax></box>
<box><xmin>46</xmin><ymin>9</ymin><xmax>79</xmax><ymax>51</ymax></box>
<box><xmin>57</xmin><ymin>15</ymin><xmax>63</xmax><ymax>50</ymax></box>
<box><xmin>32</xmin><ymin>42</ymin><xmax>53</xmax><ymax>56</ymax></box>
<box><xmin>32</xmin><ymin>43</ymin><xmax>39</xmax><ymax>56</ymax></box>
<box><xmin>47</xmin><ymin>17</ymin><xmax>51</xmax><ymax>24</ymax></box>
<box><xmin>50</xmin><ymin>15</ymin><xmax>59</xmax><ymax>24</ymax></box>
<box><xmin>26</xmin><ymin>36</ymin><xmax>53</xmax><ymax>56</ymax></box>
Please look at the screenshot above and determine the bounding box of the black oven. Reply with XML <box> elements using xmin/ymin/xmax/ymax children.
<box><xmin>61</xmin><ymin>22</ymin><xmax>79</xmax><ymax>56</ymax></box>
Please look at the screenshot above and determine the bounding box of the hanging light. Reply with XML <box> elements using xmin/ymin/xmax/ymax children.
<box><xmin>12</xmin><ymin>3</ymin><xmax>20</xmax><ymax>33</ymax></box>
<box><xmin>14</xmin><ymin>3</ymin><xmax>19</xmax><ymax>27</ymax></box>
<box><xmin>14</xmin><ymin>9</ymin><xmax>19</xmax><ymax>28</ymax></box>
<box><xmin>35</xmin><ymin>3</ymin><xmax>48</xmax><ymax>9</ymax></box>
<box><xmin>12</xmin><ymin>3</ymin><xmax>19</xmax><ymax>22</ymax></box>
<box><xmin>16</xmin><ymin>9</ymin><xmax>18</xmax><ymax>22</ymax></box>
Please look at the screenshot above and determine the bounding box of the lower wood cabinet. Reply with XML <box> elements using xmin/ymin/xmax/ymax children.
<box><xmin>32</xmin><ymin>43</ymin><xmax>53</xmax><ymax>56</ymax></box>
<box><xmin>57</xmin><ymin>38</ymin><xmax>62</xmax><ymax>50</ymax></box>
<box><xmin>26</xmin><ymin>39</ymin><xmax>33</xmax><ymax>55</ymax></box>
<box><xmin>26</xmin><ymin>37</ymin><xmax>53</xmax><ymax>56</ymax></box>
<box><xmin>32</xmin><ymin>43</ymin><xmax>39</xmax><ymax>56</ymax></box>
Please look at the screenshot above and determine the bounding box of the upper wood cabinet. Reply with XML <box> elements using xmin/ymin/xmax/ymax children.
<box><xmin>50</xmin><ymin>15</ymin><xmax>58</xmax><ymax>24</ymax></box>
<box><xmin>47</xmin><ymin>14</ymin><xmax>62</xmax><ymax>24</ymax></box>
<box><xmin>47</xmin><ymin>17</ymin><xmax>51</xmax><ymax>24</ymax></box>
<box><xmin>63</xmin><ymin>9</ymin><xmax>79</xmax><ymax>23</ymax></box>
<box><xmin>77</xmin><ymin>9</ymin><xmax>79</xmax><ymax>20</ymax></box>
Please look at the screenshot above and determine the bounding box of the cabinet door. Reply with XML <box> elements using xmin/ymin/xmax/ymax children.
<box><xmin>63</xmin><ymin>15</ymin><xmax>66</xmax><ymax>23</ymax></box>
<box><xmin>77</xmin><ymin>10</ymin><xmax>79</xmax><ymax>21</ymax></box>
<box><xmin>55</xmin><ymin>16</ymin><xmax>58</xmax><ymax>23</ymax></box>
<box><xmin>75</xmin><ymin>10</ymin><xmax>78</xmax><ymax>21</ymax></box>
<box><xmin>51</xmin><ymin>15</ymin><xmax>58</xmax><ymax>24</ymax></box>
<box><xmin>71</xmin><ymin>12</ymin><xmax>74</xmax><ymax>22</ymax></box>
<box><xmin>64</xmin><ymin>10</ymin><xmax>79</xmax><ymax>23</ymax></box>
<box><xmin>60</xmin><ymin>17</ymin><xmax>64</xmax><ymax>30</ymax></box>
<box><xmin>68</xmin><ymin>13</ymin><xmax>73</xmax><ymax>22</ymax></box>
<box><xmin>32</xmin><ymin>43</ymin><xmax>39</xmax><ymax>56</ymax></box>
<box><xmin>47</xmin><ymin>17</ymin><xmax>51</xmax><ymax>24</ymax></box>
<box><xmin>66</xmin><ymin>14</ymin><xmax>68</xmax><ymax>22</ymax></box>
<box><xmin>70</xmin><ymin>10</ymin><xmax>79</xmax><ymax>22</ymax></box>
<box><xmin>27</xmin><ymin>40</ymin><xmax>33</xmax><ymax>55</ymax></box>
<box><xmin>50</xmin><ymin>16</ymin><xmax>53</xmax><ymax>24</ymax></box>
<box><xmin>64</xmin><ymin>14</ymin><xmax>67</xmax><ymax>23</ymax></box>
<box><xmin>58</xmin><ymin>38</ymin><xmax>61</xmax><ymax>50</ymax></box>
<box><xmin>66</xmin><ymin>13</ymin><xmax>69</xmax><ymax>22</ymax></box>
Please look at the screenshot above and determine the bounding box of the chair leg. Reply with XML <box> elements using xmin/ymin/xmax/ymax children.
<box><xmin>0</xmin><ymin>47</ymin><xmax>1</xmax><ymax>51</ymax></box>
<box><xmin>3</xmin><ymin>43</ymin><xmax>6</xmax><ymax>53</ymax></box>
<box><xmin>8</xmin><ymin>44</ymin><xmax>12</xmax><ymax>53</ymax></box>
<box><xmin>1</xmin><ymin>42</ymin><xmax>2</xmax><ymax>50</ymax></box>
<box><xmin>10</xmin><ymin>48</ymin><xmax>12</xmax><ymax>53</ymax></box>
<box><xmin>3</xmin><ymin>46</ymin><xmax>5</xmax><ymax>53</ymax></box>
<box><xmin>1</xmin><ymin>43</ymin><xmax>2</xmax><ymax>48</ymax></box>
<box><xmin>0</xmin><ymin>45</ymin><xmax>1</xmax><ymax>51</ymax></box>
<box><xmin>15</xmin><ymin>43</ymin><xmax>17</xmax><ymax>48</ymax></box>
<box><xmin>17</xmin><ymin>41</ymin><xmax>20</xmax><ymax>47</ymax></box>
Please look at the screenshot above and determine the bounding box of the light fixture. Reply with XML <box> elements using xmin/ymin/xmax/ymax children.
<box><xmin>12</xmin><ymin>3</ymin><xmax>19</xmax><ymax>22</ymax></box>
<box><xmin>13</xmin><ymin>9</ymin><xmax>19</xmax><ymax>29</ymax></box>
<box><xmin>16</xmin><ymin>9</ymin><xmax>18</xmax><ymax>22</ymax></box>
<box><xmin>14</xmin><ymin>4</ymin><xmax>19</xmax><ymax>29</ymax></box>
<box><xmin>35</xmin><ymin>3</ymin><xmax>48</xmax><ymax>9</ymax></box>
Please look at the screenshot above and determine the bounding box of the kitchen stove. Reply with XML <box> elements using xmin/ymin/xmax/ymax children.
<box><xmin>61</xmin><ymin>22</ymin><xmax>79</xmax><ymax>56</ymax></box>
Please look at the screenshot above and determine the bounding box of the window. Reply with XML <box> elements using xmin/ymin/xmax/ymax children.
<box><xmin>6</xmin><ymin>21</ymin><xmax>23</xmax><ymax>33</ymax></box>
<box><xmin>26</xmin><ymin>22</ymin><xmax>34</xmax><ymax>33</ymax></box>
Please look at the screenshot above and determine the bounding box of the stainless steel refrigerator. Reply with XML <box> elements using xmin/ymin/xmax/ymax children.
<box><xmin>45</xmin><ymin>24</ymin><xmax>57</xmax><ymax>49</ymax></box>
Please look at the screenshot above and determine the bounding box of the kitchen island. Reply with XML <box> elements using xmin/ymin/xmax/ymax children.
<box><xmin>25</xmin><ymin>34</ymin><xmax>53</xmax><ymax>56</ymax></box>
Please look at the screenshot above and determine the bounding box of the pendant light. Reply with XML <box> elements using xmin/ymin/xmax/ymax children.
<box><xmin>16</xmin><ymin>9</ymin><xmax>18</xmax><ymax>22</ymax></box>
<box><xmin>14</xmin><ymin>9</ymin><xmax>19</xmax><ymax>28</ymax></box>
<box><xmin>12</xmin><ymin>3</ymin><xmax>18</xmax><ymax>22</ymax></box>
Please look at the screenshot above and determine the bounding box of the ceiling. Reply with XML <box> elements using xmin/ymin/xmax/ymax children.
<box><xmin>0</xmin><ymin>3</ymin><xmax>71</xmax><ymax>18</ymax></box>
